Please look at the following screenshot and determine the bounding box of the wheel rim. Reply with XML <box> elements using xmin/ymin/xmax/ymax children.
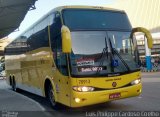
<box><xmin>49</xmin><ymin>85</ymin><xmax>56</xmax><ymax>106</ymax></box>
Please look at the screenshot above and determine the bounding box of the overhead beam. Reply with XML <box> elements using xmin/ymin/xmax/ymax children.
<box><xmin>0</xmin><ymin>0</ymin><xmax>37</xmax><ymax>39</ymax></box>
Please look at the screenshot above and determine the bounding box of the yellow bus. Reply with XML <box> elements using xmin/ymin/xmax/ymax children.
<box><xmin>5</xmin><ymin>6</ymin><xmax>152</xmax><ymax>108</ymax></box>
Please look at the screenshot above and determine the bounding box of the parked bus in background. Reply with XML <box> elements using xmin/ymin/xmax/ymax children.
<box><xmin>5</xmin><ymin>6</ymin><xmax>153</xmax><ymax>108</ymax></box>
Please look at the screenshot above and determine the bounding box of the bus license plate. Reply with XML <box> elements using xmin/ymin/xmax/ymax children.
<box><xmin>109</xmin><ymin>93</ymin><xmax>121</xmax><ymax>99</ymax></box>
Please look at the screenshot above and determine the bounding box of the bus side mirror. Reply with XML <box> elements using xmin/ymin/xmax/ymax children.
<box><xmin>130</xmin><ymin>27</ymin><xmax>153</xmax><ymax>49</ymax></box>
<box><xmin>61</xmin><ymin>25</ymin><xmax>72</xmax><ymax>53</ymax></box>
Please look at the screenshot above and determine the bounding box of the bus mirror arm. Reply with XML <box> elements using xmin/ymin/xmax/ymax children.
<box><xmin>130</xmin><ymin>27</ymin><xmax>153</xmax><ymax>49</ymax></box>
<box><xmin>61</xmin><ymin>25</ymin><xmax>72</xmax><ymax>53</ymax></box>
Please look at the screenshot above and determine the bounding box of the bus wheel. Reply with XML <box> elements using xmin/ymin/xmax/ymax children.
<box><xmin>9</xmin><ymin>76</ymin><xmax>12</xmax><ymax>86</ymax></box>
<box><xmin>47</xmin><ymin>83</ymin><xmax>58</xmax><ymax>109</ymax></box>
<box><xmin>12</xmin><ymin>78</ymin><xmax>16</xmax><ymax>91</ymax></box>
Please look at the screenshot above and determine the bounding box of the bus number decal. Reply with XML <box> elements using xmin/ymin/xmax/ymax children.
<box><xmin>78</xmin><ymin>79</ymin><xmax>90</xmax><ymax>85</ymax></box>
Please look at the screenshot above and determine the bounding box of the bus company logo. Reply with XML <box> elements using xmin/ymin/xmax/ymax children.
<box><xmin>112</xmin><ymin>82</ymin><xmax>117</xmax><ymax>87</ymax></box>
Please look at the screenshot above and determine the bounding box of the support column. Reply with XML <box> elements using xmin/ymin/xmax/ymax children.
<box><xmin>145</xmin><ymin>36</ymin><xmax>152</xmax><ymax>70</ymax></box>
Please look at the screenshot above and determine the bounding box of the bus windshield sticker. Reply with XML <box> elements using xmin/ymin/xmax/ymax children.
<box><xmin>76</xmin><ymin>58</ymin><xmax>94</xmax><ymax>66</ymax></box>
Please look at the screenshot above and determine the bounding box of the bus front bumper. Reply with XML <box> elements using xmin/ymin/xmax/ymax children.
<box><xmin>70</xmin><ymin>83</ymin><xmax>142</xmax><ymax>107</ymax></box>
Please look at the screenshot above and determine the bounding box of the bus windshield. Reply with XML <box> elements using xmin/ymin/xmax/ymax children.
<box><xmin>69</xmin><ymin>31</ymin><xmax>139</xmax><ymax>77</ymax></box>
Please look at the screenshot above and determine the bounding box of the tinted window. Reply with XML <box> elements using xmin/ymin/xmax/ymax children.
<box><xmin>27</xmin><ymin>27</ymin><xmax>49</xmax><ymax>50</ymax></box>
<box><xmin>50</xmin><ymin>12</ymin><xmax>68</xmax><ymax>76</ymax></box>
<box><xmin>27</xmin><ymin>17</ymin><xmax>50</xmax><ymax>50</ymax></box>
<box><xmin>63</xmin><ymin>9</ymin><xmax>132</xmax><ymax>31</ymax></box>
<box><xmin>50</xmin><ymin>13</ymin><xmax>62</xmax><ymax>51</ymax></box>
<box><xmin>5</xmin><ymin>37</ymin><xmax>29</xmax><ymax>55</ymax></box>
<box><xmin>5</xmin><ymin>17</ymin><xmax>50</xmax><ymax>55</ymax></box>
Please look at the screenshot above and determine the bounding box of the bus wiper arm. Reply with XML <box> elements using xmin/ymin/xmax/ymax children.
<box><xmin>96</xmin><ymin>37</ymin><xmax>109</xmax><ymax>73</ymax></box>
<box><xmin>102</xmin><ymin>37</ymin><xmax>109</xmax><ymax>58</ymax></box>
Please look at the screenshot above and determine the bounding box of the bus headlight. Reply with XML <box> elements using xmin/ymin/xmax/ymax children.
<box><xmin>131</xmin><ymin>78</ymin><xmax>141</xmax><ymax>85</ymax></box>
<box><xmin>73</xmin><ymin>86</ymin><xmax>95</xmax><ymax>92</ymax></box>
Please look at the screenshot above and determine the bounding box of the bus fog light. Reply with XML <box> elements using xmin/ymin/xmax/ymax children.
<box><xmin>75</xmin><ymin>98</ymin><xmax>81</xmax><ymax>103</ymax></box>
<box><xmin>131</xmin><ymin>78</ymin><xmax>141</xmax><ymax>85</ymax></box>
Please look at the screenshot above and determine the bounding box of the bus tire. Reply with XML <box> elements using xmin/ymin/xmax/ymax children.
<box><xmin>47</xmin><ymin>83</ymin><xmax>58</xmax><ymax>109</ymax></box>
<box><xmin>9</xmin><ymin>76</ymin><xmax>12</xmax><ymax>86</ymax></box>
<box><xmin>12</xmin><ymin>77</ymin><xmax>16</xmax><ymax>91</ymax></box>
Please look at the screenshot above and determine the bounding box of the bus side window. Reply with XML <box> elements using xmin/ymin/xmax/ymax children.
<box><xmin>50</xmin><ymin>12</ymin><xmax>68</xmax><ymax>76</ymax></box>
<box><xmin>27</xmin><ymin>17</ymin><xmax>50</xmax><ymax>50</ymax></box>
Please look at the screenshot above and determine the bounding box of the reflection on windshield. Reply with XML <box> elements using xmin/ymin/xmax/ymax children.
<box><xmin>70</xmin><ymin>31</ymin><xmax>139</xmax><ymax>77</ymax></box>
<box><xmin>71</xmin><ymin>31</ymin><xmax>106</xmax><ymax>54</ymax></box>
<box><xmin>107</xmin><ymin>31</ymin><xmax>139</xmax><ymax>70</ymax></box>
<box><xmin>108</xmin><ymin>31</ymin><xmax>133</xmax><ymax>54</ymax></box>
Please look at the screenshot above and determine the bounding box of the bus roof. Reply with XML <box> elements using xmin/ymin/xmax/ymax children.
<box><xmin>54</xmin><ymin>5</ymin><xmax>124</xmax><ymax>12</ymax></box>
<box><xmin>16</xmin><ymin>5</ymin><xmax>125</xmax><ymax>39</ymax></box>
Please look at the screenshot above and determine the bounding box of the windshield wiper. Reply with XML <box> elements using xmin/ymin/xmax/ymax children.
<box><xmin>108</xmin><ymin>37</ymin><xmax>130</xmax><ymax>71</ymax></box>
<box><xmin>96</xmin><ymin>37</ymin><xmax>109</xmax><ymax>73</ymax></box>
